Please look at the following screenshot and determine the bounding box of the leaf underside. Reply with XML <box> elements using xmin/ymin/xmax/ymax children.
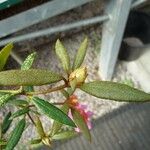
<box><xmin>55</xmin><ymin>39</ymin><xmax>70</xmax><ymax>72</ymax></box>
<box><xmin>0</xmin><ymin>69</ymin><xmax>62</xmax><ymax>86</ymax></box>
<box><xmin>72</xmin><ymin>37</ymin><xmax>88</xmax><ymax>70</ymax></box>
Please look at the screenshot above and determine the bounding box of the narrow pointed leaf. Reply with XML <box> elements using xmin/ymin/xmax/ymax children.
<box><xmin>55</xmin><ymin>39</ymin><xmax>70</xmax><ymax>72</ymax></box>
<box><xmin>35</xmin><ymin>116</ymin><xmax>45</xmax><ymax>138</ymax></box>
<box><xmin>5</xmin><ymin>118</ymin><xmax>26</xmax><ymax>150</ymax></box>
<box><xmin>11</xmin><ymin>108</ymin><xmax>29</xmax><ymax>119</ymax></box>
<box><xmin>80</xmin><ymin>81</ymin><xmax>150</xmax><ymax>102</ymax></box>
<box><xmin>30</xmin><ymin>139</ymin><xmax>41</xmax><ymax>145</ymax></box>
<box><xmin>50</xmin><ymin>103</ymin><xmax>69</xmax><ymax>136</ymax></box>
<box><xmin>0</xmin><ymin>43</ymin><xmax>13</xmax><ymax>71</ymax></box>
<box><xmin>21</xmin><ymin>52</ymin><xmax>36</xmax><ymax>70</ymax></box>
<box><xmin>8</xmin><ymin>99</ymin><xmax>28</xmax><ymax>106</ymax></box>
<box><xmin>21</xmin><ymin>52</ymin><xmax>36</xmax><ymax>92</ymax></box>
<box><xmin>0</xmin><ymin>69</ymin><xmax>62</xmax><ymax>86</ymax></box>
<box><xmin>30</xmin><ymin>140</ymin><xmax>43</xmax><ymax>149</ymax></box>
<box><xmin>33</xmin><ymin>97</ymin><xmax>75</xmax><ymax>127</ymax></box>
<box><xmin>0</xmin><ymin>93</ymin><xmax>13</xmax><ymax>107</ymax></box>
<box><xmin>71</xmin><ymin>108</ymin><xmax>91</xmax><ymax>141</ymax></box>
<box><xmin>72</xmin><ymin>37</ymin><xmax>88</xmax><ymax>69</ymax></box>
<box><xmin>52</xmin><ymin>130</ymin><xmax>77</xmax><ymax>140</ymax></box>
<box><xmin>2</xmin><ymin>112</ymin><xmax>12</xmax><ymax>134</ymax></box>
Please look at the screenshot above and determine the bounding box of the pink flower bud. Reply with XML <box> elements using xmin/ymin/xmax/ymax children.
<box><xmin>68</xmin><ymin>96</ymin><xmax>93</xmax><ymax>132</ymax></box>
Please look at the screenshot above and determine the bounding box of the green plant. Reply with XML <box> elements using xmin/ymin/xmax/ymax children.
<box><xmin>0</xmin><ymin>38</ymin><xmax>150</xmax><ymax>149</ymax></box>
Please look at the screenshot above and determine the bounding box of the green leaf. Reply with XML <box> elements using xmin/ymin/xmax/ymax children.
<box><xmin>23</xmin><ymin>86</ymin><xmax>34</xmax><ymax>92</ymax></box>
<box><xmin>2</xmin><ymin>112</ymin><xmax>12</xmax><ymax>134</ymax></box>
<box><xmin>52</xmin><ymin>130</ymin><xmax>77</xmax><ymax>140</ymax></box>
<box><xmin>33</xmin><ymin>97</ymin><xmax>75</xmax><ymax>127</ymax></box>
<box><xmin>30</xmin><ymin>138</ymin><xmax>41</xmax><ymax>145</ymax></box>
<box><xmin>35</xmin><ymin>116</ymin><xmax>45</xmax><ymax>138</ymax></box>
<box><xmin>71</xmin><ymin>108</ymin><xmax>91</xmax><ymax>141</ymax></box>
<box><xmin>21</xmin><ymin>52</ymin><xmax>36</xmax><ymax>92</ymax></box>
<box><xmin>50</xmin><ymin>103</ymin><xmax>69</xmax><ymax>136</ymax></box>
<box><xmin>11</xmin><ymin>108</ymin><xmax>29</xmax><ymax>119</ymax></box>
<box><xmin>0</xmin><ymin>93</ymin><xmax>13</xmax><ymax>107</ymax></box>
<box><xmin>21</xmin><ymin>52</ymin><xmax>36</xmax><ymax>70</ymax></box>
<box><xmin>55</xmin><ymin>39</ymin><xmax>70</xmax><ymax>73</ymax></box>
<box><xmin>61</xmin><ymin>89</ymin><xmax>69</xmax><ymax>99</ymax></box>
<box><xmin>0</xmin><ymin>43</ymin><xmax>13</xmax><ymax>71</ymax></box>
<box><xmin>5</xmin><ymin>118</ymin><xmax>26</xmax><ymax>150</ymax></box>
<box><xmin>72</xmin><ymin>37</ymin><xmax>88</xmax><ymax>70</ymax></box>
<box><xmin>0</xmin><ymin>69</ymin><xmax>63</xmax><ymax>86</ymax></box>
<box><xmin>8</xmin><ymin>99</ymin><xmax>28</xmax><ymax>106</ymax></box>
<box><xmin>80</xmin><ymin>81</ymin><xmax>150</xmax><ymax>102</ymax></box>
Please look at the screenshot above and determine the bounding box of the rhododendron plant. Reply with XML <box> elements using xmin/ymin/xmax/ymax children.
<box><xmin>0</xmin><ymin>38</ymin><xmax>150</xmax><ymax>149</ymax></box>
<box><xmin>68</xmin><ymin>95</ymin><xmax>93</xmax><ymax>132</ymax></box>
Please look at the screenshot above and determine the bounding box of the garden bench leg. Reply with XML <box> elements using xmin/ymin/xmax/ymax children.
<box><xmin>99</xmin><ymin>0</ymin><xmax>132</xmax><ymax>80</ymax></box>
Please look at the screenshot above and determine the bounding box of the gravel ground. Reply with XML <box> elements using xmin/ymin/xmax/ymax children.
<box><xmin>0</xmin><ymin>1</ymin><xmax>142</xmax><ymax>149</ymax></box>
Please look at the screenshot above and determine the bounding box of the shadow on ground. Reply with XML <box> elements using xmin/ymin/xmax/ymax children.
<box><xmin>40</xmin><ymin>103</ymin><xmax>150</xmax><ymax>150</ymax></box>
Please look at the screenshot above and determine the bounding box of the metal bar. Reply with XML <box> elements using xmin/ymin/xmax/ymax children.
<box><xmin>0</xmin><ymin>15</ymin><xmax>109</xmax><ymax>46</ymax></box>
<box><xmin>99</xmin><ymin>0</ymin><xmax>132</xmax><ymax>80</ymax></box>
<box><xmin>0</xmin><ymin>0</ymin><xmax>93</xmax><ymax>38</ymax></box>
<box><xmin>1</xmin><ymin>0</ymin><xmax>146</xmax><ymax>67</ymax></box>
<box><xmin>131</xmin><ymin>0</ymin><xmax>147</xmax><ymax>8</ymax></box>
<box><xmin>98</xmin><ymin>0</ymin><xmax>147</xmax><ymax>80</ymax></box>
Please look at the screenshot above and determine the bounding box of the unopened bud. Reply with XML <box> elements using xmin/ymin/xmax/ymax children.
<box><xmin>42</xmin><ymin>137</ymin><xmax>51</xmax><ymax>147</ymax></box>
<box><xmin>68</xmin><ymin>95</ymin><xmax>78</xmax><ymax>107</ymax></box>
<box><xmin>69</xmin><ymin>67</ymin><xmax>87</xmax><ymax>86</ymax></box>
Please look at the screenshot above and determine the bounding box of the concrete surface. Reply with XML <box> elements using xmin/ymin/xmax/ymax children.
<box><xmin>126</xmin><ymin>44</ymin><xmax>150</xmax><ymax>92</ymax></box>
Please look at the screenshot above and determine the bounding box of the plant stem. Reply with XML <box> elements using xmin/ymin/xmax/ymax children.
<box><xmin>0</xmin><ymin>86</ymin><xmax>23</xmax><ymax>94</ymax></box>
<box><xmin>27</xmin><ymin>113</ymin><xmax>35</xmax><ymax>125</ymax></box>
<box><xmin>62</xmin><ymin>77</ymin><xmax>68</xmax><ymax>85</ymax></box>
<box><xmin>52</xmin><ymin>102</ymin><xmax>64</xmax><ymax>105</ymax></box>
<box><xmin>26</xmin><ymin>84</ymin><xmax>67</xmax><ymax>96</ymax></box>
